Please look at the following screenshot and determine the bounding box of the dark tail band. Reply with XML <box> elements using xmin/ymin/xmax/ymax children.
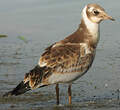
<box><xmin>3</xmin><ymin>65</ymin><xmax>49</xmax><ymax>97</ymax></box>
<box><xmin>3</xmin><ymin>81</ymin><xmax>31</xmax><ymax>97</ymax></box>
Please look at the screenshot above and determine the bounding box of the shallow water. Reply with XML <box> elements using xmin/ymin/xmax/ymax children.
<box><xmin>0</xmin><ymin>0</ymin><xmax>120</xmax><ymax>109</ymax></box>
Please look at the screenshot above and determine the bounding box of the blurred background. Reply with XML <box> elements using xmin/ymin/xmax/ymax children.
<box><xmin>0</xmin><ymin>0</ymin><xmax>119</xmax><ymax>110</ymax></box>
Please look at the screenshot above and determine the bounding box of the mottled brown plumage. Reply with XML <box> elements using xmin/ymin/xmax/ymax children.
<box><xmin>3</xmin><ymin>3</ymin><xmax>114</xmax><ymax>105</ymax></box>
<box><xmin>23</xmin><ymin>41</ymin><xmax>95</xmax><ymax>87</ymax></box>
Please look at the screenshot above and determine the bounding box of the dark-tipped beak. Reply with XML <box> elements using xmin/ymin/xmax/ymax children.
<box><xmin>103</xmin><ymin>12</ymin><xmax>115</xmax><ymax>21</ymax></box>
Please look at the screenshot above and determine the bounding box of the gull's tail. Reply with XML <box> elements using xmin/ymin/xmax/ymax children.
<box><xmin>3</xmin><ymin>65</ymin><xmax>49</xmax><ymax>97</ymax></box>
<box><xmin>3</xmin><ymin>81</ymin><xmax>30</xmax><ymax>97</ymax></box>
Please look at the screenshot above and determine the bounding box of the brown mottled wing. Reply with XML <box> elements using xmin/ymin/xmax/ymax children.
<box><xmin>24</xmin><ymin>43</ymin><xmax>94</xmax><ymax>89</ymax></box>
<box><xmin>39</xmin><ymin>43</ymin><xmax>92</xmax><ymax>70</ymax></box>
<box><xmin>24</xmin><ymin>43</ymin><xmax>82</xmax><ymax>89</ymax></box>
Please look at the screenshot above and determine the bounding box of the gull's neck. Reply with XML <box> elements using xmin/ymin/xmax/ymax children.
<box><xmin>81</xmin><ymin>6</ymin><xmax>100</xmax><ymax>45</ymax></box>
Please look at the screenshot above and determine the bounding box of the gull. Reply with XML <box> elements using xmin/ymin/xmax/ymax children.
<box><xmin>3</xmin><ymin>3</ymin><xmax>115</xmax><ymax>105</ymax></box>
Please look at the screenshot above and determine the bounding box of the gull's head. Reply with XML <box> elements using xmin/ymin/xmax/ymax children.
<box><xmin>82</xmin><ymin>3</ymin><xmax>115</xmax><ymax>24</ymax></box>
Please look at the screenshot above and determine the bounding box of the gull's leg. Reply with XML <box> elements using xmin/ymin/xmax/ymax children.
<box><xmin>55</xmin><ymin>84</ymin><xmax>59</xmax><ymax>105</ymax></box>
<box><xmin>68</xmin><ymin>84</ymin><xmax>72</xmax><ymax>104</ymax></box>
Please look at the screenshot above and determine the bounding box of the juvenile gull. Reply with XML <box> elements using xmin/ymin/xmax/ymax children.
<box><xmin>3</xmin><ymin>4</ymin><xmax>115</xmax><ymax>105</ymax></box>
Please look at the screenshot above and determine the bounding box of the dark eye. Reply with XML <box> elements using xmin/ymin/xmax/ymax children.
<box><xmin>93</xmin><ymin>10</ymin><xmax>99</xmax><ymax>15</ymax></box>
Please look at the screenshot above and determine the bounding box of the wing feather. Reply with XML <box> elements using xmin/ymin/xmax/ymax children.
<box><xmin>39</xmin><ymin>42</ymin><xmax>91</xmax><ymax>69</ymax></box>
<box><xmin>24</xmin><ymin>42</ymin><xmax>94</xmax><ymax>88</ymax></box>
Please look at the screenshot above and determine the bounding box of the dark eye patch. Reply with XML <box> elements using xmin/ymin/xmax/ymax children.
<box><xmin>93</xmin><ymin>10</ymin><xmax>99</xmax><ymax>15</ymax></box>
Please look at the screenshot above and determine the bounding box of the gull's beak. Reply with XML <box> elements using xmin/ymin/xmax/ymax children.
<box><xmin>102</xmin><ymin>11</ymin><xmax>115</xmax><ymax>21</ymax></box>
